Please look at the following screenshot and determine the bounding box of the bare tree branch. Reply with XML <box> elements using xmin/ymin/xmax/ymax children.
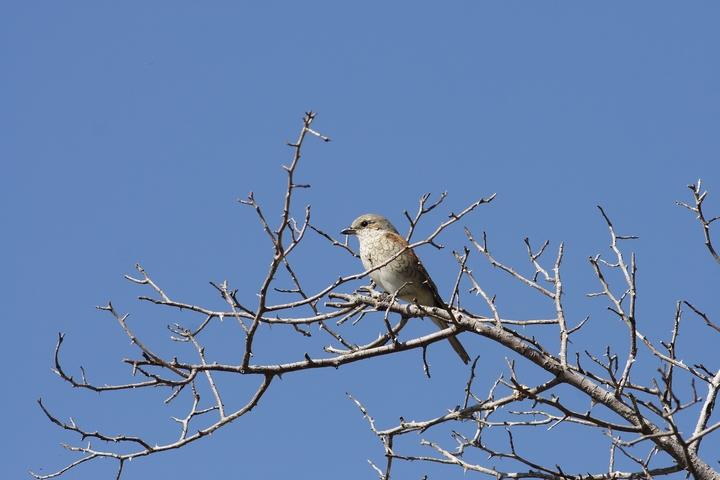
<box><xmin>677</xmin><ymin>179</ymin><xmax>720</xmax><ymax>265</ymax></box>
<box><xmin>35</xmin><ymin>116</ymin><xmax>720</xmax><ymax>480</ymax></box>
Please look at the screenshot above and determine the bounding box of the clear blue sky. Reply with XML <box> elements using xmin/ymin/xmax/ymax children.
<box><xmin>2</xmin><ymin>3</ymin><xmax>719</xmax><ymax>479</ymax></box>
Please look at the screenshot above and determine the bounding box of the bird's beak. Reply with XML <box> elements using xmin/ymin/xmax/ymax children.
<box><xmin>340</xmin><ymin>227</ymin><xmax>356</xmax><ymax>235</ymax></box>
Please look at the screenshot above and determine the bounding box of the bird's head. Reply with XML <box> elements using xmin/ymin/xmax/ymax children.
<box><xmin>341</xmin><ymin>214</ymin><xmax>399</xmax><ymax>236</ymax></box>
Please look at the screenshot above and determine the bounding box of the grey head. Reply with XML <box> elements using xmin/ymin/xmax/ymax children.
<box><xmin>340</xmin><ymin>214</ymin><xmax>400</xmax><ymax>236</ymax></box>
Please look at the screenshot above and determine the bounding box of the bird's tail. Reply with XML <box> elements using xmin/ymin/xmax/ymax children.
<box><xmin>429</xmin><ymin>316</ymin><xmax>471</xmax><ymax>364</ymax></box>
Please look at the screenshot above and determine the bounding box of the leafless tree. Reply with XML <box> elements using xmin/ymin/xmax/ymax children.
<box><xmin>33</xmin><ymin>113</ymin><xmax>720</xmax><ymax>480</ymax></box>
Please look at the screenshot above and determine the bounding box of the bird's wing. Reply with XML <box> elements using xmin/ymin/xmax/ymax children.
<box><xmin>404</xmin><ymin>247</ymin><xmax>447</xmax><ymax>309</ymax></box>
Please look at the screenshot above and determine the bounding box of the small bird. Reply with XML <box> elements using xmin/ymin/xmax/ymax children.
<box><xmin>341</xmin><ymin>214</ymin><xmax>470</xmax><ymax>364</ymax></box>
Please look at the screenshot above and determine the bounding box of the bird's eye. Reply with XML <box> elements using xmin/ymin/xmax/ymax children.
<box><xmin>360</xmin><ymin>220</ymin><xmax>369</xmax><ymax>227</ymax></box>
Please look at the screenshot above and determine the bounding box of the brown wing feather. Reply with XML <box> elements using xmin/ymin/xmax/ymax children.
<box><xmin>406</xmin><ymin>245</ymin><xmax>471</xmax><ymax>364</ymax></box>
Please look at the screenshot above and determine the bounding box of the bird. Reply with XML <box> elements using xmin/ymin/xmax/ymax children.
<box><xmin>341</xmin><ymin>214</ymin><xmax>470</xmax><ymax>364</ymax></box>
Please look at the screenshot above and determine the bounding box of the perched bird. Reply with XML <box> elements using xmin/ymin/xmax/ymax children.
<box><xmin>341</xmin><ymin>214</ymin><xmax>470</xmax><ymax>364</ymax></box>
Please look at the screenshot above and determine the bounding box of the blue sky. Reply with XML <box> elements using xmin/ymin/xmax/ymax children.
<box><xmin>2</xmin><ymin>2</ymin><xmax>719</xmax><ymax>479</ymax></box>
